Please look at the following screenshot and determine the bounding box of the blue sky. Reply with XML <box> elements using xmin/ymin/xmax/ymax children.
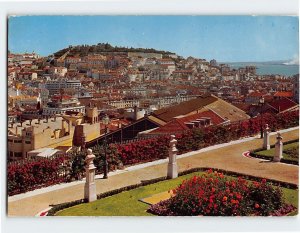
<box><xmin>8</xmin><ymin>16</ymin><xmax>299</xmax><ymax>62</ymax></box>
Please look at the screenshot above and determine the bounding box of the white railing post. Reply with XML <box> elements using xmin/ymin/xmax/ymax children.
<box><xmin>263</xmin><ymin>124</ymin><xmax>270</xmax><ymax>150</ymax></box>
<box><xmin>167</xmin><ymin>135</ymin><xmax>178</xmax><ymax>179</ymax></box>
<box><xmin>84</xmin><ymin>149</ymin><xmax>97</xmax><ymax>202</ymax></box>
<box><xmin>273</xmin><ymin>132</ymin><xmax>283</xmax><ymax>162</ymax></box>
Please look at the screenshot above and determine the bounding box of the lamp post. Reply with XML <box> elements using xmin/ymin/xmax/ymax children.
<box><xmin>259</xmin><ymin>96</ymin><xmax>265</xmax><ymax>139</ymax></box>
<box><xmin>102</xmin><ymin>114</ymin><xmax>110</xmax><ymax>179</ymax></box>
<box><xmin>81</xmin><ymin>134</ymin><xmax>86</xmax><ymax>151</ymax></box>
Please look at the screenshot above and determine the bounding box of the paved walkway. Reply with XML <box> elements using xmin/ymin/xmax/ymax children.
<box><xmin>8</xmin><ymin>128</ymin><xmax>299</xmax><ymax>216</ymax></box>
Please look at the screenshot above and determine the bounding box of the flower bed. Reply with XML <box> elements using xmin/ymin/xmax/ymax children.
<box><xmin>50</xmin><ymin>168</ymin><xmax>298</xmax><ymax>216</ymax></box>
<box><xmin>148</xmin><ymin>169</ymin><xmax>297</xmax><ymax>216</ymax></box>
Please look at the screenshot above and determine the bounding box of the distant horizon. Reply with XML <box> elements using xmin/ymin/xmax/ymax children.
<box><xmin>8</xmin><ymin>16</ymin><xmax>299</xmax><ymax>63</ymax></box>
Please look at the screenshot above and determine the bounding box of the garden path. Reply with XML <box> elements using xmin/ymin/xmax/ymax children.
<box><xmin>7</xmin><ymin>127</ymin><xmax>299</xmax><ymax>216</ymax></box>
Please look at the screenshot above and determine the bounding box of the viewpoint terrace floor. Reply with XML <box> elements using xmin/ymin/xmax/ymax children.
<box><xmin>7</xmin><ymin>127</ymin><xmax>299</xmax><ymax>216</ymax></box>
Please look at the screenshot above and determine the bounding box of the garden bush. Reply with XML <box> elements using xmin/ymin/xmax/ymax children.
<box><xmin>69</xmin><ymin>150</ymin><xmax>85</xmax><ymax>180</ymax></box>
<box><xmin>92</xmin><ymin>144</ymin><xmax>124</xmax><ymax>172</ymax></box>
<box><xmin>148</xmin><ymin>169</ymin><xmax>288</xmax><ymax>216</ymax></box>
<box><xmin>115</xmin><ymin>136</ymin><xmax>170</xmax><ymax>165</ymax></box>
<box><xmin>7</xmin><ymin>156</ymin><xmax>68</xmax><ymax>196</ymax></box>
<box><xmin>176</xmin><ymin>129</ymin><xmax>204</xmax><ymax>153</ymax></box>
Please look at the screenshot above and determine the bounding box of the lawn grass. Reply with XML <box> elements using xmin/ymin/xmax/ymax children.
<box><xmin>56</xmin><ymin>172</ymin><xmax>298</xmax><ymax>216</ymax></box>
<box><xmin>56</xmin><ymin>172</ymin><xmax>204</xmax><ymax>216</ymax></box>
<box><xmin>282</xmin><ymin>187</ymin><xmax>299</xmax><ymax>216</ymax></box>
<box><xmin>256</xmin><ymin>142</ymin><xmax>299</xmax><ymax>162</ymax></box>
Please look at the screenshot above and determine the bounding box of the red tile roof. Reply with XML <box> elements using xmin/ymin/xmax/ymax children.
<box><xmin>273</xmin><ymin>91</ymin><xmax>293</xmax><ymax>98</ymax></box>
<box><xmin>153</xmin><ymin>95</ymin><xmax>218</xmax><ymax>122</ymax></box>
<box><xmin>268</xmin><ymin>98</ymin><xmax>298</xmax><ymax>112</ymax></box>
<box><xmin>263</xmin><ymin>95</ymin><xmax>274</xmax><ymax>102</ymax></box>
<box><xmin>248</xmin><ymin>91</ymin><xmax>263</xmax><ymax>97</ymax></box>
<box><xmin>100</xmin><ymin>119</ymin><xmax>131</xmax><ymax>131</ymax></box>
<box><xmin>232</xmin><ymin>103</ymin><xmax>251</xmax><ymax>112</ymax></box>
<box><xmin>52</xmin><ymin>94</ymin><xmax>72</xmax><ymax>100</ymax></box>
<box><xmin>151</xmin><ymin>110</ymin><xmax>226</xmax><ymax>134</ymax></box>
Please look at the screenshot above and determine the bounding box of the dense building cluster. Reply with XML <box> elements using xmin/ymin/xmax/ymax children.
<box><xmin>7</xmin><ymin>46</ymin><xmax>299</xmax><ymax>161</ymax></box>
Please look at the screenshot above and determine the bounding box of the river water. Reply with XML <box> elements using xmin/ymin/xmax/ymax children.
<box><xmin>228</xmin><ymin>62</ymin><xmax>299</xmax><ymax>76</ymax></box>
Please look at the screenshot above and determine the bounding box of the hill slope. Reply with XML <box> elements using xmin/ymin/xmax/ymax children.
<box><xmin>53</xmin><ymin>43</ymin><xmax>175</xmax><ymax>58</ymax></box>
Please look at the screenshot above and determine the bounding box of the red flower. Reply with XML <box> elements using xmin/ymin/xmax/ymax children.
<box><xmin>207</xmin><ymin>169</ymin><xmax>213</xmax><ymax>174</ymax></box>
<box><xmin>255</xmin><ymin>203</ymin><xmax>260</xmax><ymax>209</ymax></box>
<box><xmin>231</xmin><ymin>199</ymin><xmax>239</xmax><ymax>205</ymax></box>
<box><xmin>236</xmin><ymin>193</ymin><xmax>242</xmax><ymax>200</ymax></box>
<box><xmin>253</xmin><ymin>181</ymin><xmax>260</xmax><ymax>187</ymax></box>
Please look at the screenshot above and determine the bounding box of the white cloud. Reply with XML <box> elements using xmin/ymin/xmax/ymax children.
<box><xmin>283</xmin><ymin>54</ymin><xmax>299</xmax><ymax>65</ymax></box>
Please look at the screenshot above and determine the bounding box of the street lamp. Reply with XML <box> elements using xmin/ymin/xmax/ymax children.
<box><xmin>259</xmin><ymin>96</ymin><xmax>265</xmax><ymax>138</ymax></box>
<box><xmin>102</xmin><ymin>114</ymin><xmax>110</xmax><ymax>179</ymax></box>
<box><xmin>81</xmin><ymin>134</ymin><xmax>86</xmax><ymax>151</ymax></box>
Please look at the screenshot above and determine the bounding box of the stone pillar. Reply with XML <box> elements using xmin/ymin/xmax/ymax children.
<box><xmin>84</xmin><ymin>149</ymin><xmax>97</xmax><ymax>202</ymax></box>
<box><xmin>273</xmin><ymin>132</ymin><xmax>283</xmax><ymax>162</ymax></box>
<box><xmin>263</xmin><ymin>124</ymin><xmax>270</xmax><ymax>150</ymax></box>
<box><xmin>167</xmin><ymin>135</ymin><xmax>178</xmax><ymax>179</ymax></box>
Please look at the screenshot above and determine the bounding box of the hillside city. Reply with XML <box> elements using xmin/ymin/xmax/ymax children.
<box><xmin>6</xmin><ymin>40</ymin><xmax>300</xmax><ymax>220</ymax></box>
<box><xmin>8</xmin><ymin>43</ymin><xmax>299</xmax><ymax>161</ymax></box>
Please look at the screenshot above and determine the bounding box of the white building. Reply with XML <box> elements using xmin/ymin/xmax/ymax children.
<box><xmin>49</xmin><ymin>67</ymin><xmax>68</xmax><ymax>77</ymax></box>
<box><xmin>107</xmin><ymin>99</ymin><xmax>140</xmax><ymax>109</ymax></box>
<box><xmin>157</xmin><ymin>59</ymin><xmax>175</xmax><ymax>66</ymax></box>
<box><xmin>124</xmin><ymin>107</ymin><xmax>145</xmax><ymax>121</ymax></box>
<box><xmin>42</xmin><ymin>98</ymin><xmax>85</xmax><ymax>116</ymax></box>
<box><xmin>45</xmin><ymin>80</ymin><xmax>82</xmax><ymax>95</ymax></box>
